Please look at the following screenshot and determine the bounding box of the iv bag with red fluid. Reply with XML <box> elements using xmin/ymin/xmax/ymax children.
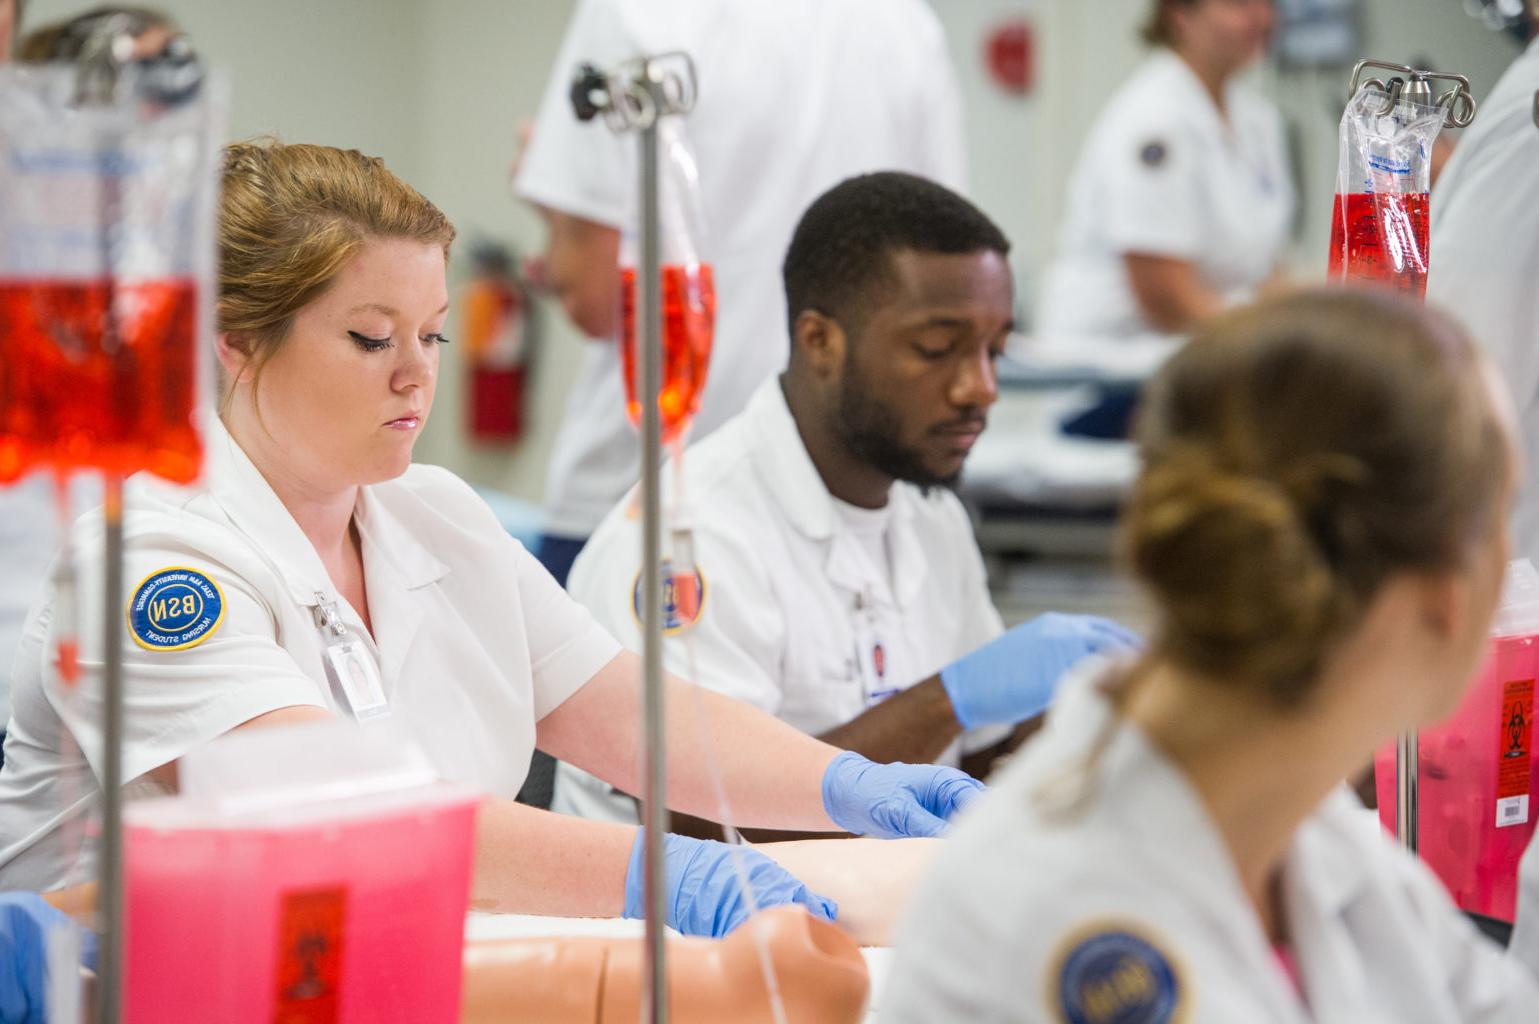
<box><xmin>618</xmin><ymin>116</ymin><xmax>715</xmax><ymax>449</ymax></box>
<box><xmin>0</xmin><ymin>63</ymin><xmax>224</xmax><ymax>487</ymax></box>
<box><xmin>1328</xmin><ymin>83</ymin><xmax>1445</xmax><ymax>297</ymax></box>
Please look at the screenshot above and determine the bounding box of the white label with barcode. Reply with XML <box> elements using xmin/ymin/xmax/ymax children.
<box><xmin>1497</xmin><ymin>795</ymin><xmax>1529</xmax><ymax>828</ymax></box>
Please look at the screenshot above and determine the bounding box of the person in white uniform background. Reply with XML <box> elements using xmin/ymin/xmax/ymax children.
<box><xmin>560</xmin><ymin>172</ymin><xmax>1139</xmax><ymax>832</ymax></box>
<box><xmin>1037</xmin><ymin>0</ymin><xmax>1291</xmax><ymax>369</ymax></box>
<box><xmin>0</xmin><ymin>140</ymin><xmax>988</xmax><ymax>937</ymax></box>
<box><xmin>882</xmin><ymin>289</ymin><xmax>1539</xmax><ymax>1022</ymax></box>
<box><xmin>513</xmin><ymin>0</ymin><xmax>967</xmax><ymax>586</ymax></box>
<box><xmin>1428</xmin><ymin>0</ymin><xmax>1539</xmax><ymax>568</ymax></box>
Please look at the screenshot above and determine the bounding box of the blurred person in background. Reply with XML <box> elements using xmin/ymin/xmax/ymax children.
<box><xmin>513</xmin><ymin>0</ymin><xmax>968</xmax><ymax>588</ymax></box>
<box><xmin>16</xmin><ymin>3</ymin><xmax>174</xmax><ymax>62</ymax></box>
<box><xmin>1036</xmin><ymin>0</ymin><xmax>1291</xmax><ymax>429</ymax></box>
<box><xmin>1427</xmin><ymin>0</ymin><xmax>1539</xmax><ymax>568</ymax></box>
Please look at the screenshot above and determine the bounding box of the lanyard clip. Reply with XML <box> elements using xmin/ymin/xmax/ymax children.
<box><xmin>311</xmin><ymin>591</ymin><xmax>350</xmax><ymax>641</ymax></box>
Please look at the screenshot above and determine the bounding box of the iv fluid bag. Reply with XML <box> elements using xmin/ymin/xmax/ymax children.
<box><xmin>620</xmin><ymin>116</ymin><xmax>716</xmax><ymax>448</ymax></box>
<box><xmin>1328</xmin><ymin>86</ymin><xmax>1444</xmax><ymax>297</ymax></box>
<box><xmin>0</xmin><ymin>65</ymin><xmax>224</xmax><ymax>484</ymax></box>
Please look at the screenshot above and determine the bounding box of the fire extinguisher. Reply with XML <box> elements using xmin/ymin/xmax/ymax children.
<box><xmin>461</xmin><ymin>241</ymin><xmax>533</xmax><ymax>443</ymax></box>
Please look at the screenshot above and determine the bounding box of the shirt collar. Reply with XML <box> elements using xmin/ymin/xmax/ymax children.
<box><xmin>746</xmin><ymin>378</ymin><xmax>924</xmax><ymax>604</ymax></box>
<box><xmin>204</xmin><ymin>417</ymin><xmax>447</xmax><ymax>609</ymax></box>
<box><xmin>1147</xmin><ymin>47</ymin><xmax>1239</xmax><ymax>137</ymax></box>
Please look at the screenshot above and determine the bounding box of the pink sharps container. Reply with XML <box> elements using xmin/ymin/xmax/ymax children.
<box><xmin>124</xmin><ymin>720</ymin><xmax>480</xmax><ymax>1023</ymax></box>
<box><xmin>1375</xmin><ymin>559</ymin><xmax>1539</xmax><ymax>922</ymax></box>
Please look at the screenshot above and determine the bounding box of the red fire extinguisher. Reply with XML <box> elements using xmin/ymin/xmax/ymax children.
<box><xmin>461</xmin><ymin>242</ymin><xmax>532</xmax><ymax>443</ymax></box>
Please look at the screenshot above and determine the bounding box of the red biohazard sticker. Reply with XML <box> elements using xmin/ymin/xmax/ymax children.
<box><xmin>1497</xmin><ymin>679</ymin><xmax>1534</xmax><ymax>829</ymax></box>
<box><xmin>274</xmin><ymin>887</ymin><xmax>347</xmax><ymax>1024</ymax></box>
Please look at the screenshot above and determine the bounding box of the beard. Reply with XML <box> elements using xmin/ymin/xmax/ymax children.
<box><xmin>833</xmin><ymin>363</ymin><xmax>962</xmax><ymax>491</ymax></box>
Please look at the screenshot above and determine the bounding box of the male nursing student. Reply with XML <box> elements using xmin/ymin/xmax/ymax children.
<box><xmin>558</xmin><ymin>173</ymin><xmax>1138</xmax><ymax>831</ymax></box>
<box><xmin>514</xmin><ymin>0</ymin><xmax>966</xmax><ymax>585</ymax></box>
<box><xmin>1037</xmin><ymin>0</ymin><xmax>1291</xmax><ymax>352</ymax></box>
<box><xmin>1428</xmin><ymin>1</ymin><xmax>1539</xmax><ymax>567</ymax></box>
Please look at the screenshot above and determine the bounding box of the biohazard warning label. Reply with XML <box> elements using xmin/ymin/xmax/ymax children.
<box><xmin>274</xmin><ymin>886</ymin><xmax>347</xmax><ymax>1024</ymax></box>
<box><xmin>1497</xmin><ymin>679</ymin><xmax>1534</xmax><ymax>829</ymax></box>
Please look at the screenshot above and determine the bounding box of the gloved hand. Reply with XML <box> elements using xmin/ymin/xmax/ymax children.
<box><xmin>0</xmin><ymin>892</ymin><xmax>93</xmax><ymax>1024</ymax></box>
<box><xmin>622</xmin><ymin>830</ymin><xmax>837</xmax><ymax>938</ymax></box>
<box><xmin>939</xmin><ymin>613</ymin><xmax>1141</xmax><ymax>729</ymax></box>
<box><xmin>821</xmin><ymin>751</ymin><xmax>984</xmax><ymax>839</ymax></box>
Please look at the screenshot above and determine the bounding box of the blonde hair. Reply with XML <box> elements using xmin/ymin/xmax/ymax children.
<box><xmin>218</xmin><ymin>139</ymin><xmax>455</xmax><ymax>400</ymax></box>
<box><xmin>1123</xmin><ymin>289</ymin><xmax>1506</xmax><ymax>707</ymax></box>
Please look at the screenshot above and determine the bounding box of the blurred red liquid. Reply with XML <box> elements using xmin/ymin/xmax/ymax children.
<box><xmin>621</xmin><ymin>264</ymin><xmax>716</xmax><ymax>447</ymax></box>
<box><xmin>0</xmin><ymin>277</ymin><xmax>202</xmax><ymax>484</ymax></box>
<box><xmin>1327</xmin><ymin>191</ymin><xmax>1430</xmax><ymax>298</ymax></box>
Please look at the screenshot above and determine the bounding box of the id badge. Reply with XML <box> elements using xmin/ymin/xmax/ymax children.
<box><xmin>324</xmin><ymin>639</ymin><xmax>391</xmax><ymax>722</ymax></box>
<box><xmin>854</xmin><ymin>614</ymin><xmax>898</xmax><ymax>706</ymax></box>
<box><xmin>312</xmin><ymin>591</ymin><xmax>391</xmax><ymax>722</ymax></box>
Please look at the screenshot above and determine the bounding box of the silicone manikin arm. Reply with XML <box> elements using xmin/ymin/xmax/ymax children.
<box><xmin>460</xmin><ymin>906</ymin><xmax>869</xmax><ymax>1024</ymax></box>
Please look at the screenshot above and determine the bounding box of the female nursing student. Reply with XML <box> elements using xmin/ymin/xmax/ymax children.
<box><xmin>0</xmin><ymin>141</ymin><xmax>983</xmax><ymax>936</ymax></box>
<box><xmin>1037</xmin><ymin>0</ymin><xmax>1291</xmax><ymax>350</ymax></box>
<box><xmin>881</xmin><ymin>290</ymin><xmax>1539</xmax><ymax>1021</ymax></box>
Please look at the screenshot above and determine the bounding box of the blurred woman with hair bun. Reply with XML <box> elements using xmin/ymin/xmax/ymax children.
<box><xmin>882</xmin><ymin>289</ymin><xmax>1539</xmax><ymax>1021</ymax></box>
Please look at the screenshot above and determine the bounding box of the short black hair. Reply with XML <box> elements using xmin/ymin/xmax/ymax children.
<box><xmin>782</xmin><ymin>171</ymin><xmax>1010</xmax><ymax>338</ymax></box>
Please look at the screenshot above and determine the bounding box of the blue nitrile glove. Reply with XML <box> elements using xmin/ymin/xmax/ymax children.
<box><xmin>821</xmin><ymin>751</ymin><xmax>984</xmax><ymax>839</ymax></box>
<box><xmin>939</xmin><ymin>613</ymin><xmax>1142</xmax><ymax>729</ymax></box>
<box><xmin>622</xmin><ymin>830</ymin><xmax>837</xmax><ymax>938</ymax></box>
<box><xmin>0</xmin><ymin>892</ymin><xmax>94</xmax><ymax>1024</ymax></box>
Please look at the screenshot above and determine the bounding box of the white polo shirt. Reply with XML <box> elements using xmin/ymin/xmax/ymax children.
<box><xmin>516</xmin><ymin>0</ymin><xmax>967</xmax><ymax>537</ymax></box>
<box><xmin>1037</xmin><ymin>49</ymin><xmax>1293</xmax><ymax>347</ymax></box>
<box><xmin>882</xmin><ymin>661</ymin><xmax>1539</xmax><ymax>1022</ymax></box>
<box><xmin>0</xmin><ymin>419</ymin><xmax>621</xmax><ymax>891</ymax></box>
<box><xmin>1429</xmin><ymin>37</ymin><xmax>1539</xmax><ymax>567</ymax></box>
<box><xmin>555</xmin><ymin>379</ymin><xmax>1004</xmax><ymax>824</ymax></box>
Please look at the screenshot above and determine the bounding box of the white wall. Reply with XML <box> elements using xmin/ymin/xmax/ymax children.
<box><xmin>17</xmin><ymin>0</ymin><xmax>1528</xmax><ymax>504</ymax></box>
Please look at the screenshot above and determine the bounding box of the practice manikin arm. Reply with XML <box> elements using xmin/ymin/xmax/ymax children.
<box><xmin>460</xmin><ymin>905</ymin><xmax>870</xmax><ymax>1024</ymax></box>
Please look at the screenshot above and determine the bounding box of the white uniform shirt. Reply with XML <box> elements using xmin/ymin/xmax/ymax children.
<box><xmin>555</xmin><ymin>379</ymin><xmax>1004</xmax><ymax>823</ymax></box>
<box><xmin>0</xmin><ymin>476</ymin><xmax>100</xmax><ymax>728</ymax></box>
<box><xmin>0</xmin><ymin>419</ymin><xmax>621</xmax><ymax>891</ymax></box>
<box><xmin>516</xmin><ymin>0</ymin><xmax>967</xmax><ymax>537</ymax></box>
<box><xmin>881</xmin><ymin>661</ymin><xmax>1539</xmax><ymax>1022</ymax></box>
<box><xmin>0</xmin><ymin>480</ymin><xmax>63</xmax><ymax>729</ymax></box>
<box><xmin>1038</xmin><ymin>50</ymin><xmax>1293</xmax><ymax>347</ymax></box>
<box><xmin>1429</xmin><ymin>37</ymin><xmax>1539</xmax><ymax>567</ymax></box>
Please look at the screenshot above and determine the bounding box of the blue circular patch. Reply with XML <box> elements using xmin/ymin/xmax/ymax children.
<box><xmin>630</xmin><ymin>561</ymin><xmax>707</xmax><ymax>636</ymax></box>
<box><xmin>127</xmin><ymin>566</ymin><xmax>226</xmax><ymax>652</ymax></box>
<box><xmin>1056</xmin><ymin>928</ymin><xmax>1180</xmax><ymax>1024</ymax></box>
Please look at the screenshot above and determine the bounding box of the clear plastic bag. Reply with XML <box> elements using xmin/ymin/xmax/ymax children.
<box><xmin>0</xmin><ymin>62</ymin><xmax>224</xmax><ymax>485</ymax></box>
<box><xmin>1328</xmin><ymin>84</ymin><xmax>1444</xmax><ymax>297</ymax></box>
<box><xmin>619</xmin><ymin>115</ymin><xmax>716</xmax><ymax>449</ymax></box>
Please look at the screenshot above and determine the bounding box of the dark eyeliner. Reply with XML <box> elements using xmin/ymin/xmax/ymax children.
<box><xmin>348</xmin><ymin>330</ymin><xmax>392</xmax><ymax>352</ymax></box>
<box><xmin>425</xmin><ymin>332</ymin><xmax>452</xmax><ymax>345</ymax></box>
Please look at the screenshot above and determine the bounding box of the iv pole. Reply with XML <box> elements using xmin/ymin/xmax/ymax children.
<box><xmin>65</xmin><ymin>21</ymin><xmax>204</xmax><ymax>1020</ymax></box>
<box><xmin>569</xmin><ymin>52</ymin><xmax>699</xmax><ymax>1024</ymax></box>
<box><xmin>1346</xmin><ymin>59</ymin><xmax>1476</xmax><ymax>855</ymax></box>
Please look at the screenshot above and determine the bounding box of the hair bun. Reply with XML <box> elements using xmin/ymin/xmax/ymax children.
<box><xmin>1123</xmin><ymin>449</ymin><xmax>1345</xmax><ymax>701</ymax></box>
